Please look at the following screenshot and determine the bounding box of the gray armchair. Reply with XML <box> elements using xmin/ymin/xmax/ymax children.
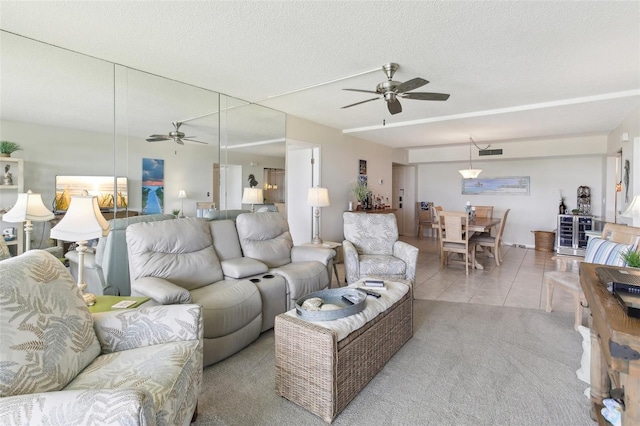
<box><xmin>343</xmin><ymin>212</ymin><xmax>419</xmax><ymax>285</ymax></box>
<box><xmin>0</xmin><ymin>250</ymin><xmax>203</xmax><ymax>425</ymax></box>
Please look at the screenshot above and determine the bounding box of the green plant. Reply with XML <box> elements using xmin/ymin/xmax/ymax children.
<box><xmin>621</xmin><ymin>249</ymin><xmax>640</xmax><ymax>268</ymax></box>
<box><xmin>172</xmin><ymin>209</ymin><xmax>181</xmax><ymax>216</ymax></box>
<box><xmin>0</xmin><ymin>141</ymin><xmax>21</xmax><ymax>154</ymax></box>
<box><xmin>351</xmin><ymin>180</ymin><xmax>369</xmax><ymax>202</ymax></box>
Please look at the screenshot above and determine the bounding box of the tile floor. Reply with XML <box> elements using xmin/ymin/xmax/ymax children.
<box><xmin>334</xmin><ymin>235</ymin><xmax>577</xmax><ymax>314</ymax></box>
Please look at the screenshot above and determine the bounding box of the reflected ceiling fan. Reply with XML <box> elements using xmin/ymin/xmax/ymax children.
<box><xmin>146</xmin><ymin>121</ymin><xmax>208</xmax><ymax>145</ymax></box>
<box><xmin>341</xmin><ymin>62</ymin><xmax>450</xmax><ymax>115</ymax></box>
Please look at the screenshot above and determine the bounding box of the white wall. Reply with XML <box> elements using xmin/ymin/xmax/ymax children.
<box><xmin>286</xmin><ymin>115</ymin><xmax>399</xmax><ymax>243</ymax></box>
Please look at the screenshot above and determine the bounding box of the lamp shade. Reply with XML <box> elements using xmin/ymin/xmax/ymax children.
<box><xmin>622</xmin><ymin>195</ymin><xmax>640</xmax><ymax>218</ymax></box>
<box><xmin>50</xmin><ymin>196</ymin><xmax>109</xmax><ymax>242</ymax></box>
<box><xmin>178</xmin><ymin>189</ymin><xmax>187</xmax><ymax>199</ymax></box>
<box><xmin>2</xmin><ymin>190</ymin><xmax>55</xmax><ymax>223</ymax></box>
<box><xmin>458</xmin><ymin>168</ymin><xmax>483</xmax><ymax>179</ymax></box>
<box><xmin>242</xmin><ymin>187</ymin><xmax>263</xmax><ymax>205</ymax></box>
<box><xmin>307</xmin><ymin>187</ymin><xmax>330</xmax><ymax>207</ymax></box>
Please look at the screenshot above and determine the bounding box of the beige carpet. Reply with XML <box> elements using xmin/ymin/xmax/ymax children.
<box><xmin>194</xmin><ymin>300</ymin><xmax>592</xmax><ymax>425</ymax></box>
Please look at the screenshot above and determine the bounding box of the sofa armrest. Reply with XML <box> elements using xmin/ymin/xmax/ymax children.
<box><xmin>221</xmin><ymin>257</ymin><xmax>268</xmax><ymax>279</ymax></box>
<box><xmin>393</xmin><ymin>241</ymin><xmax>419</xmax><ymax>284</ymax></box>
<box><xmin>65</xmin><ymin>250</ymin><xmax>99</xmax><ymax>269</ymax></box>
<box><xmin>131</xmin><ymin>276</ymin><xmax>192</xmax><ymax>304</ymax></box>
<box><xmin>0</xmin><ymin>389</ymin><xmax>155</xmax><ymax>425</ymax></box>
<box><xmin>93</xmin><ymin>304</ymin><xmax>203</xmax><ymax>353</ymax></box>
<box><xmin>342</xmin><ymin>240</ymin><xmax>360</xmax><ymax>285</ymax></box>
<box><xmin>291</xmin><ymin>246</ymin><xmax>335</xmax><ymax>265</ymax></box>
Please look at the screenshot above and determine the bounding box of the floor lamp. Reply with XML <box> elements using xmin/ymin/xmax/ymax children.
<box><xmin>2</xmin><ymin>190</ymin><xmax>55</xmax><ymax>251</ymax></box>
<box><xmin>50</xmin><ymin>196</ymin><xmax>109</xmax><ymax>306</ymax></box>
<box><xmin>307</xmin><ymin>187</ymin><xmax>330</xmax><ymax>244</ymax></box>
<box><xmin>242</xmin><ymin>187</ymin><xmax>263</xmax><ymax>213</ymax></box>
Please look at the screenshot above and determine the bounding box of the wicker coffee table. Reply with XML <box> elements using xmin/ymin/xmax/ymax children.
<box><xmin>275</xmin><ymin>280</ymin><xmax>412</xmax><ymax>423</ymax></box>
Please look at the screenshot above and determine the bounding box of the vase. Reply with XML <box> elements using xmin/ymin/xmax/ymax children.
<box><xmin>0</xmin><ymin>153</ymin><xmax>9</xmax><ymax>158</ymax></box>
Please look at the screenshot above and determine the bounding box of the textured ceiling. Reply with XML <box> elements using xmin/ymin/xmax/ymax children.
<box><xmin>1</xmin><ymin>1</ymin><xmax>639</xmax><ymax>154</ymax></box>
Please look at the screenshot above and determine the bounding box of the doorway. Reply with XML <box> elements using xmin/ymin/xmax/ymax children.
<box><xmin>286</xmin><ymin>140</ymin><xmax>320</xmax><ymax>245</ymax></box>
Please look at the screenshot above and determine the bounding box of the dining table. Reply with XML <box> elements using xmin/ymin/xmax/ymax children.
<box><xmin>433</xmin><ymin>216</ymin><xmax>502</xmax><ymax>270</ymax></box>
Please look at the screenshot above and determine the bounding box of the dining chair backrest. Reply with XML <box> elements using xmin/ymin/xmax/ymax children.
<box><xmin>416</xmin><ymin>202</ymin><xmax>432</xmax><ymax>223</ymax></box>
<box><xmin>431</xmin><ymin>205</ymin><xmax>443</xmax><ymax>225</ymax></box>
<box><xmin>495</xmin><ymin>209</ymin><xmax>510</xmax><ymax>241</ymax></box>
<box><xmin>474</xmin><ymin>206</ymin><xmax>494</xmax><ymax>219</ymax></box>
<box><xmin>439</xmin><ymin>211</ymin><xmax>469</xmax><ymax>243</ymax></box>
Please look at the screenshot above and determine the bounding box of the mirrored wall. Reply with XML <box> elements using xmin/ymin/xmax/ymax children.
<box><xmin>0</xmin><ymin>30</ymin><xmax>286</xmax><ymax>254</ymax></box>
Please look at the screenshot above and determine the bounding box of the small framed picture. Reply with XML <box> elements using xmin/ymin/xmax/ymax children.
<box><xmin>359</xmin><ymin>159</ymin><xmax>367</xmax><ymax>175</ymax></box>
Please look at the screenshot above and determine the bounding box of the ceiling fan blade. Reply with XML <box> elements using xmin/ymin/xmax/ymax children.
<box><xmin>343</xmin><ymin>88</ymin><xmax>379</xmax><ymax>94</ymax></box>
<box><xmin>176</xmin><ymin>139</ymin><xmax>185</xmax><ymax>145</ymax></box>
<box><xmin>182</xmin><ymin>138</ymin><xmax>209</xmax><ymax>144</ymax></box>
<box><xmin>401</xmin><ymin>92</ymin><xmax>450</xmax><ymax>101</ymax></box>
<box><xmin>388</xmin><ymin>100</ymin><xmax>402</xmax><ymax>115</ymax></box>
<box><xmin>341</xmin><ymin>97</ymin><xmax>380</xmax><ymax>109</ymax></box>
<box><xmin>396</xmin><ymin>77</ymin><xmax>428</xmax><ymax>93</ymax></box>
<box><xmin>146</xmin><ymin>137</ymin><xmax>170</xmax><ymax>142</ymax></box>
<box><xmin>148</xmin><ymin>134</ymin><xmax>170</xmax><ymax>138</ymax></box>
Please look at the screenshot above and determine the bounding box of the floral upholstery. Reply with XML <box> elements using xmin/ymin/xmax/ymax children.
<box><xmin>342</xmin><ymin>213</ymin><xmax>419</xmax><ymax>285</ymax></box>
<box><xmin>0</xmin><ymin>250</ymin><xmax>203</xmax><ymax>425</ymax></box>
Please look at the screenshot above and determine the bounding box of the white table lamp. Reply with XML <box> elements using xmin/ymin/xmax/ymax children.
<box><xmin>178</xmin><ymin>189</ymin><xmax>187</xmax><ymax>218</ymax></box>
<box><xmin>307</xmin><ymin>187</ymin><xmax>330</xmax><ymax>244</ymax></box>
<box><xmin>50</xmin><ymin>196</ymin><xmax>109</xmax><ymax>306</ymax></box>
<box><xmin>242</xmin><ymin>187</ymin><xmax>263</xmax><ymax>213</ymax></box>
<box><xmin>622</xmin><ymin>195</ymin><xmax>640</xmax><ymax>222</ymax></box>
<box><xmin>2</xmin><ymin>190</ymin><xmax>55</xmax><ymax>251</ymax></box>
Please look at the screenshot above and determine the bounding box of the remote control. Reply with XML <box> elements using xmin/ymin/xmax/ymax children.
<box><xmin>356</xmin><ymin>288</ymin><xmax>381</xmax><ymax>298</ymax></box>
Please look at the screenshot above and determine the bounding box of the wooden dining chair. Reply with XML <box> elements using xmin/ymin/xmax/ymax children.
<box><xmin>438</xmin><ymin>211</ymin><xmax>471</xmax><ymax>275</ymax></box>
<box><xmin>416</xmin><ymin>202</ymin><xmax>434</xmax><ymax>239</ymax></box>
<box><xmin>470</xmin><ymin>209</ymin><xmax>510</xmax><ymax>266</ymax></box>
<box><xmin>474</xmin><ymin>206</ymin><xmax>494</xmax><ymax>219</ymax></box>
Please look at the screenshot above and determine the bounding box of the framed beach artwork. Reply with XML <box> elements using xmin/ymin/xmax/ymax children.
<box><xmin>462</xmin><ymin>176</ymin><xmax>530</xmax><ymax>195</ymax></box>
<box><xmin>359</xmin><ymin>159</ymin><xmax>367</xmax><ymax>175</ymax></box>
<box><xmin>142</xmin><ymin>158</ymin><xmax>164</xmax><ymax>214</ymax></box>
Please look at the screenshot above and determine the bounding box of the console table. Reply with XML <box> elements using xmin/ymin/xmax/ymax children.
<box><xmin>579</xmin><ymin>263</ymin><xmax>640</xmax><ymax>425</ymax></box>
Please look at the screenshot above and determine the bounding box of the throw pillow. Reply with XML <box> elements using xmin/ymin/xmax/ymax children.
<box><xmin>0</xmin><ymin>250</ymin><xmax>100</xmax><ymax>397</ymax></box>
<box><xmin>584</xmin><ymin>237</ymin><xmax>635</xmax><ymax>266</ymax></box>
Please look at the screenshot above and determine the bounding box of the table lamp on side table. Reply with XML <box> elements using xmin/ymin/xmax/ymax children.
<box><xmin>242</xmin><ymin>187</ymin><xmax>263</xmax><ymax>213</ymax></box>
<box><xmin>307</xmin><ymin>187</ymin><xmax>330</xmax><ymax>244</ymax></box>
<box><xmin>50</xmin><ymin>196</ymin><xmax>109</xmax><ymax>306</ymax></box>
<box><xmin>178</xmin><ymin>189</ymin><xmax>187</xmax><ymax>218</ymax></box>
<box><xmin>2</xmin><ymin>190</ymin><xmax>55</xmax><ymax>251</ymax></box>
<box><xmin>622</xmin><ymin>195</ymin><xmax>640</xmax><ymax>225</ymax></box>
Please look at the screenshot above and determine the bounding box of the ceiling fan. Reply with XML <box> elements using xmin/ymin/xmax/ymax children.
<box><xmin>146</xmin><ymin>121</ymin><xmax>208</xmax><ymax>145</ymax></box>
<box><xmin>341</xmin><ymin>62</ymin><xmax>450</xmax><ymax>115</ymax></box>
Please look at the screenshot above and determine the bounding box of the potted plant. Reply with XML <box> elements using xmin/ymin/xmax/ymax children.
<box><xmin>172</xmin><ymin>209</ymin><xmax>181</xmax><ymax>217</ymax></box>
<box><xmin>351</xmin><ymin>180</ymin><xmax>369</xmax><ymax>209</ymax></box>
<box><xmin>621</xmin><ymin>249</ymin><xmax>640</xmax><ymax>268</ymax></box>
<box><xmin>571</xmin><ymin>208</ymin><xmax>580</xmax><ymax>215</ymax></box>
<box><xmin>0</xmin><ymin>141</ymin><xmax>21</xmax><ymax>157</ymax></box>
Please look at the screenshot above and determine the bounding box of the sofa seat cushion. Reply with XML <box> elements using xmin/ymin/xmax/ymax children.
<box><xmin>359</xmin><ymin>254</ymin><xmax>406</xmax><ymax>277</ymax></box>
<box><xmin>0</xmin><ymin>251</ymin><xmax>101</xmax><ymax>397</ymax></box>
<box><xmin>190</xmin><ymin>279</ymin><xmax>262</xmax><ymax>339</ymax></box>
<box><xmin>270</xmin><ymin>261</ymin><xmax>329</xmax><ymax>301</ymax></box>
<box><xmin>65</xmin><ymin>340</ymin><xmax>200</xmax><ymax>426</ymax></box>
<box><xmin>221</xmin><ymin>257</ymin><xmax>268</xmax><ymax>279</ymax></box>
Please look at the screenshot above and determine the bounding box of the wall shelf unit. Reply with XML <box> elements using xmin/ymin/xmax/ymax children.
<box><xmin>0</xmin><ymin>157</ymin><xmax>25</xmax><ymax>256</ymax></box>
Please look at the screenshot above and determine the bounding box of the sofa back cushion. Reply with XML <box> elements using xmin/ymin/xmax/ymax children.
<box><xmin>343</xmin><ymin>212</ymin><xmax>399</xmax><ymax>255</ymax></box>
<box><xmin>236</xmin><ymin>212</ymin><xmax>293</xmax><ymax>268</ymax></box>
<box><xmin>209</xmin><ymin>220</ymin><xmax>243</xmax><ymax>260</ymax></box>
<box><xmin>0</xmin><ymin>250</ymin><xmax>101</xmax><ymax>397</ymax></box>
<box><xmin>95</xmin><ymin>213</ymin><xmax>175</xmax><ymax>295</ymax></box>
<box><xmin>127</xmin><ymin>218</ymin><xmax>223</xmax><ymax>291</ymax></box>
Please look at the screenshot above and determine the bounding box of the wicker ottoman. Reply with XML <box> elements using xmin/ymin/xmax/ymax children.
<box><xmin>274</xmin><ymin>280</ymin><xmax>412</xmax><ymax>423</ymax></box>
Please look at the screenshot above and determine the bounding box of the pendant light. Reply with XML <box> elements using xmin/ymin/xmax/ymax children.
<box><xmin>459</xmin><ymin>137</ymin><xmax>483</xmax><ymax>179</ymax></box>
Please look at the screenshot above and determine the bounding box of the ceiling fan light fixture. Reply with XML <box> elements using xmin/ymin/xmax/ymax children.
<box><xmin>459</xmin><ymin>137</ymin><xmax>482</xmax><ymax>179</ymax></box>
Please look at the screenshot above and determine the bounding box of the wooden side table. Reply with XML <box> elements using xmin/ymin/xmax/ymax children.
<box><xmin>88</xmin><ymin>295</ymin><xmax>151</xmax><ymax>313</ymax></box>
<box><xmin>302</xmin><ymin>240</ymin><xmax>342</xmax><ymax>287</ymax></box>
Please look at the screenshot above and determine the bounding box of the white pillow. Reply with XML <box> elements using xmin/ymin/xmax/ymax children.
<box><xmin>584</xmin><ymin>237</ymin><xmax>635</xmax><ymax>266</ymax></box>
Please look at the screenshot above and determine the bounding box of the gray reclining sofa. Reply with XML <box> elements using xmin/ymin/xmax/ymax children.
<box><xmin>126</xmin><ymin>212</ymin><xmax>334</xmax><ymax>366</ymax></box>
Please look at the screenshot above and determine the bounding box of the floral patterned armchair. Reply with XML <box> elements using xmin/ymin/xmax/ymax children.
<box><xmin>0</xmin><ymin>250</ymin><xmax>203</xmax><ymax>425</ymax></box>
<box><xmin>342</xmin><ymin>212</ymin><xmax>419</xmax><ymax>285</ymax></box>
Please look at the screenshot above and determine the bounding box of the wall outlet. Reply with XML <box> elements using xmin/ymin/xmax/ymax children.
<box><xmin>514</xmin><ymin>244</ymin><xmax>526</xmax><ymax>248</ymax></box>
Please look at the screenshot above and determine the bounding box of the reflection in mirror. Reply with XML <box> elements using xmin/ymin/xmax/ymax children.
<box><xmin>0</xmin><ymin>31</ymin><xmax>115</xmax><ymax>253</ymax></box>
